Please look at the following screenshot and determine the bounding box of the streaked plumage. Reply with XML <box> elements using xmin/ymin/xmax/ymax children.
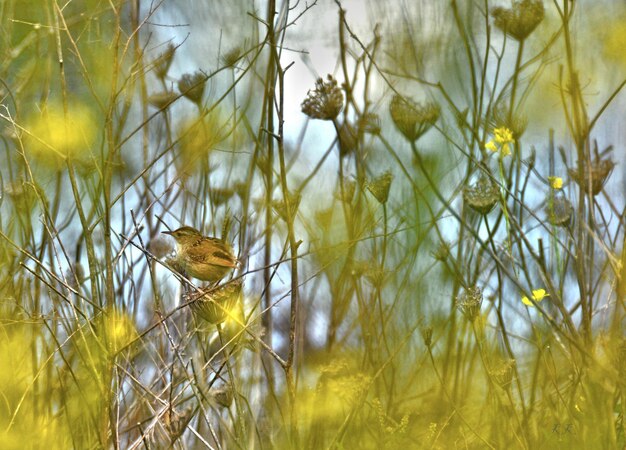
<box><xmin>162</xmin><ymin>226</ymin><xmax>238</xmax><ymax>282</ymax></box>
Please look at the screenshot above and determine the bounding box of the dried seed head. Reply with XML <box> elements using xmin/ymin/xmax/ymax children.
<box><xmin>431</xmin><ymin>240</ymin><xmax>451</xmax><ymax>262</ymax></box>
<box><xmin>364</xmin><ymin>265</ymin><xmax>387</xmax><ymax>287</ymax></box>
<box><xmin>222</xmin><ymin>47</ymin><xmax>242</xmax><ymax>68</ymax></box>
<box><xmin>490</xmin><ymin>358</ymin><xmax>516</xmax><ymax>388</ymax></box>
<box><xmin>491</xmin><ymin>0</ymin><xmax>545</xmax><ymax>41</ymax></box>
<box><xmin>189</xmin><ymin>279</ymin><xmax>243</xmax><ymax>325</ymax></box>
<box><xmin>211</xmin><ymin>385</ymin><xmax>234</xmax><ymax>408</ymax></box>
<box><xmin>301</xmin><ymin>75</ymin><xmax>344</xmax><ymax>121</ymax></box>
<box><xmin>233</xmin><ymin>181</ymin><xmax>249</xmax><ymax>200</ymax></box>
<box><xmin>177</xmin><ymin>71</ymin><xmax>206</xmax><ymax>105</ymax></box>
<box><xmin>420</xmin><ymin>324</ymin><xmax>433</xmax><ymax>348</ymax></box>
<box><xmin>148</xmin><ymin>91</ymin><xmax>178</xmax><ymax>110</ymax></box>
<box><xmin>211</xmin><ymin>187</ymin><xmax>235</xmax><ymax>207</ymax></box>
<box><xmin>546</xmin><ymin>196</ymin><xmax>573</xmax><ymax>227</ymax></box>
<box><xmin>65</xmin><ymin>263</ymin><xmax>85</xmax><ymax>290</ymax></box>
<box><xmin>389</xmin><ymin>95</ymin><xmax>439</xmax><ymax>142</ymax></box>
<box><xmin>335</xmin><ymin>180</ymin><xmax>356</xmax><ymax>204</ymax></box>
<box><xmin>568</xmin><ymin>157</ymin><xmax>615</xmax><ymax>196</ymax></box>
<box><xmin>338</xmin><ymin>121</ymin><xmax>359</xmax><ymax>156</ymax></box>
<box><xmin>360</xmin><ymin>113</ymin><xmax>381</xmax><ymax>135</ymax></box>
<box><xmin>273</xmin><ymin>191</ymin><xmax>301</xmax><ymax>221</ymax></box>
<box><xmin>163</xmin><ymin>407</ymin><xmax>193</xmax><ymax>442</ymax></box>
<box><xmin>4</xmin><ymin>179</ymin><xmax>38</xmax><ymax>213</ymax></box>
<box><xmin>456</xmin><ymin>286</ymin><xmax>483</xmax><ymax>322</ymax></box>
<box><xmin>464</xmin><ymin>176</ymin><xmax>500</xmax><ymax>215</ymax></box>
<box><xmin>315</xmin><ymin>207</ymin><xmax>334</xmax><ymax>231</ymax></box>
<box><xmin>366</xmin><ymin>171</ymin><xmax>394</xmax><ymax>204</ymax></box>
<box><xmin>154</xmin><ymin>43</ymin><xmax>176</xmax><ymax>79</ymax></box>
<box><xmin>150</xmin><ymin>235</ymin><xmax>175</xmax><ymax>259</ymax></box>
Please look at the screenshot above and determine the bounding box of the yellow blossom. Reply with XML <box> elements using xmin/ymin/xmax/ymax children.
<box><xmin>548</xmin><ymin>176</ymin><xmax>563</xmax><ymax>189</ymax></box>
<box><xmin>485</xmin><ymin>140</ymin><xmax>498</xmax><ymax>152</ymax></box>
<box><xmin>494</xmin><ymin>127</ymin><xmax>514</xmax><ymax>145</ymax></box>
<box><xmin>486</xmin><ymin>127</ymin><xmax>514</xmax><ymax>158</ymax></box>
<box><xmin>522</xmin><ymin>288</ymin><xmax>549</xmax><ymax>306</ymax></box>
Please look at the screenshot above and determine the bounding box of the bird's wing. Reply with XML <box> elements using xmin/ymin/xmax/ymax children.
<box><xmin>186</xmin><ymin>238</ymin><xmax>238</xmax><ymax>267</ymax></box>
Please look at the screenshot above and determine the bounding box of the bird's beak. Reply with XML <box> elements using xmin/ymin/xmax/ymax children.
<box><xmin>162</xmin><ymin>230</ymin><xmax>173</xmax><ymax>236</ymax></box>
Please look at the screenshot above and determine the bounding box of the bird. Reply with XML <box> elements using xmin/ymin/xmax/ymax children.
<box><xmin>162</xmin><ymin>226</ymin><xmax>238</xmax><ymax>283</ymax></box>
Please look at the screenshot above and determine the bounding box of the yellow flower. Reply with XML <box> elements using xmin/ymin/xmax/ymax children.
<box><xmin>486</xmin><ymin>127</ymin><xmax>514</xmax><ymax>158</ymax></box>
<box><xmin>548</xmin><ymin>176</ymin><xmax>563</xmax><ymax>189</ymax></box>
<box><xmin>522</xmin><ymin>288</ymin><xmax>549</xmax><ymax>306</ymax></box>
<box><xmin>494</xmin><ymin>127</ymin><xmax>514</xmax><ymax>145</ymax></box>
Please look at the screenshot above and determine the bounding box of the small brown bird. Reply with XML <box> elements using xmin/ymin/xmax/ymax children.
<box><xmin>162</xmin><ymin>226</ymin><xmax>238</xmax><ymax>283</ymax></box>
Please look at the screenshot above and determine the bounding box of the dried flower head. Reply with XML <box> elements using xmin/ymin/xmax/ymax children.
<box><xmin>222</xmin><ymin>47</ymin><xmax>242</xmax><ymax>68</ymax></box>
<box><xmin>211</xmin><ymin>187</ymin><xmax>235</xmax><ymax>207</ymax></box>
<box><xmin>420</xmin><ymin>322</ymin><xmax>433</xmax><ymax>348</ymax></box>
<box><xmin>464</xmin><ymin>176</ymin><xmax>500</xmax><ymax>214</ymax></box>
<box><xmin>177</xmin><ymin>71</ymin><xmax>206</xmax><ymax>105</ymax></box>
<box><xmin>431</xmin><ymin>240</ymin><xmax>451</xmax><ymax>262</ymax></box>
<box><xmin>360</xmin><ymin>113</ymin><xmax>381</xmax><ymax>135</ymax></box>
<box><xmin>211</xmin><ymin>385</ymin><xmax>234</xmax><ymax>408</ymax></box>
<box><xmin>65</xmin><ymin>263</ymin><xmax>85</xmax><ymax>290</ymax></box>
<box><xmin>389</xmin><ymin>95</ymin><xmax>439</xmax><ymax>142</ymax></box>
<box><xmin>233</xmin><ymin>181</ymin><xmax>249</xmax><ymax>200</ymax></box>
<box><xmin>149</xmin><ymin>236</ymin><xmax>175</xmax><ymax>259</ymax></box>
<box><xmin>301</xmin><ymin>75</ymin><xmax>344</xmax><ymax>120</ymax></box>
<box><xmin>491</xmin><ymin>0</ymin><xmax>545</xmax><ymax>41</ymax></box>
<box><xmin>364</xmin><ymin>265</ymin><xmax>387</xmax><ymax>287</ymax></box>
<box><xmin>4</xmin><ymin>179</ymin><xmax>38</xmax><ymax>213</ymax></box>
<box><xmin>490</xmin><ymin>358</ymin><xmax>516</xmax><ymax>388</ymax></box>
<box><xmin>148</xmin><ymin>91</ymin><xmax>178</xmax><ymax>110</ymax></box>
<box><xmin>546</xmin><ymin>196</ymin><xmax>573</xmax><ymax>227</ymax></box>
<box><xmin>154</xmin><ymin>43</ymin><xmax>176</xmax><ymax>79</ymax></box>
<box><xmin>568</xmin><ymin>157</ymin><xmax>615</xmax><ymax>196</ymax></box>
<box><xmin>189</xmin><ymin>279</ymin><xmax>242</xmax><ymax>325</ymax></box>
<box><xmin>163</xmin><ymin>407</ymin><xmax>193</xmax><ymax>442</ymax></box>
<box><xmin>338</xmin><ymin>121</ymin><xmax>359</xmax><ymax>156</ymax></box>
<box><xmin>273</xmin><ymin>191</ymin><xmax>301</xmax><ymax>221</ymax></box>
<box><xmin>315</xmin><ymin>207</ymin><xmax>334</xmax><ymax>231</ymax></box>
<box><xmin>456</xmin><ymin>286</ymin><xmax>483</xmax><ymax>322</ymax></box>
<box><xmin>366</xmin><ymin>171</ymin><xmax>394</xmax><ymax>204</ymax></box>
<box><xmin>335</xmin><ymin>180</ymin><xmax>356</xmax><ymax>204</ymax></box>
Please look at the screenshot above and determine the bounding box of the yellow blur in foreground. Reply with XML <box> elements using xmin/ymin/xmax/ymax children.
<box><xmin>26</xmin><ymin>103</ymin><xmax>97</xmax><ymax>166</ymax></box>
<box><xmin>101</xmin><ymin>307</ymin><xmax>138</xmax><ymax>355</ymax></box>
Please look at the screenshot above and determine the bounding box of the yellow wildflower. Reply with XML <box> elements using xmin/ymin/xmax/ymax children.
<box><xmin>494</xmin><ymin>127</ymin><xmax>514</xmax><ymax>145</ymax></box>
<box><xmin>486</xmin><ymin>127</ymin><xmax>514</xmax><ymax>158</ymax></box>
<box><xmin>548</xmin><ymin>176</ymin><xmax>563</xmax><ymax>189</ymax></box>
<box><xmin>522</xmin><ymin>288</ymin><xmax>549</xmax><ymax>306</ymax></box>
